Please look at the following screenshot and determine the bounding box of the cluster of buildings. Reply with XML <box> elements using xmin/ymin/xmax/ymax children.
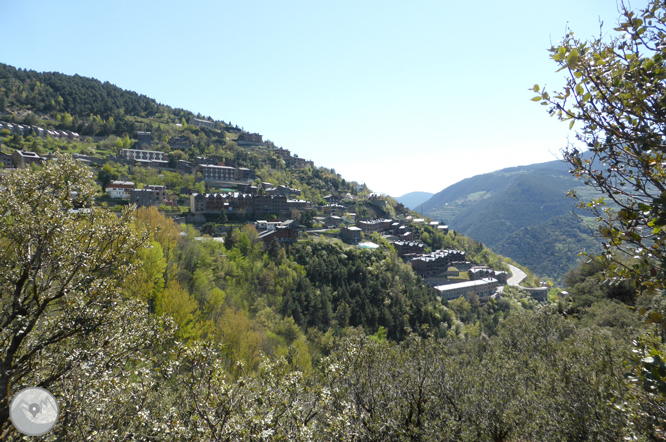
<box><xmin>339</xmin><ymin>217</ymin><xmax>449</xmax><ymax>246</ymax></box>
<box><xmin>0</xmin><ymin>121</ymin><xmax>80</xmax><ymax>140</ymax></box>
<box><xmin>411</xmin><ymin>251</ymin><xmax>506</xmax><ymax>301</ymax></box>
<box><xmin>105</xmin><ymin>181</ymin><xmax>176</xmax><ymax>208</ymax></box>
<box><xmin>189</xmin><ymin>192</ymin><xmax>311</xmax><ymax>216</ymax></box>
<box><xmin>411</xmin><ymin>249</ymin><xmax>467</xmax><ymax>278</ymax></box>
<box><xmin>117</xmin><ymin>147</ymin><xmax>258</xmax><ymax>184</ymax></box>
<box><xmin>335</xmin><ymin>213</ymin><xmax>508</xmax><ymax>302</ymax></box>
<box><xmin>273</xmin><ymin>147</ymin><xmax>315</xmax><ymax>169</ymax></box>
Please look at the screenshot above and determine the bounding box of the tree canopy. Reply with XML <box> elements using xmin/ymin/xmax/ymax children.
<box><xmin>0</xmin><ymin>154</ymin><xmax>148</xmax><ymax>433</ymax></box>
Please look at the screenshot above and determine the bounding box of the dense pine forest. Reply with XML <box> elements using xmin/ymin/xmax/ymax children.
<box><xmin>2</xmin><ymin>1</ymin><xmax>666</xmax><ymax>439</ymax></box>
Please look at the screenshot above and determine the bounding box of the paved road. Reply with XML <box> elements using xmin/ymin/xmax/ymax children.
<box><xmin>506</xmin><ymin>264</ymin><xmax>527</xmax><ymax>286</ymax></box>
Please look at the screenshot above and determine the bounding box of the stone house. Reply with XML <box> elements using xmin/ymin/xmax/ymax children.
<box><xmin>393</xmin><ymin>240</ymin><xmax>425</xmax><ymax>257</ymax></box>
<box><xmin>137</xmin><ymin>131</ymin><xmax>152</xmax><ymax>146</ymax></box>
<box><xmin>12</xmin><ymin>150</ymin><xmax>43</xmax><ymax>168</ymax></box>
<box><xmin>340</xmin><ymin>226</ymin><xmax>363</xmax><ymax>244</ymax></box>
<box><xmin>411</xmin><ymin>249</ymin><xmax>466</xmax><ymax>278</ymax></box>
<box><xmin>130</xmin><ymin>185</ymin><xmax>168</xmax><ymax>207</ymax></box>
<box><xmin>324</xmin><ymin>215</ymin><xmax>343</xmax><ymax>228</ymax></box>
<box><xmin>190</xmin><ymin>118</ymin><xmax>216</xmax><ymax>129</ymax></box>
<box><xmin>197</xmin><ymin>164</ymin><xmax>236</xmax><ymax>181</ymax></box>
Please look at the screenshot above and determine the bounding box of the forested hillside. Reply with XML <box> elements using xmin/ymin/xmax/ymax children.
<box><xmin>0</xmin><ymin>62</ymin><xmax>192</xmax><ymax>136</ymax></box>
<box><xmin>492</xmin><ymin>212</ymin><xmax>602</xmax><ymax>279</ymax></box>
<box><xmin>423</xmin><ymin>157</ymin><xmax>602</xmax><ymax>282</ymax></box>
<box><xmin>2</xmin><ymin>10</ymin><xmax>666</xmax><ymax>435</ymax></box>
<box><xmin>5</xmin><ymin>157</ymin><xmax>661</xmax><ymax>441</ymax></box>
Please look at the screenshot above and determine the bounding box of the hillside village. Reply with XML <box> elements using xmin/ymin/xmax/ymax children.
<box><xmin>3</xmin><ymin>1</ymin><xmax>666</xmax><ymax>436</ymax></box>
<box><xmin>0</xmin><ymin>119</ymin><xmax>546</xmax><ymax>304</ymax></box>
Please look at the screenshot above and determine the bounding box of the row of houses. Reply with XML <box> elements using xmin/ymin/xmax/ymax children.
<box><xmin>273</xmin><ymin>146</ymin><xmax>314</xmax><ymax>169</ymax></box>
<box><xmin>189</xmin><ymin>192</ymin><xmax>312</xmax><ymax>215</ymax></box>
<box><xmin>0</xmin><ymin>121</ymin><xmax>79</xmax><ymax>140</ymax></box>
<box><xmin>411</xmin><ymin>249</ymin><xmax>467</xmax><ymax>278</ymax></box>
<box><xmin>338</xmin><ymin>217</ymin><xmax>424</xmax><ymax>245</ymax></box>
<box><xmin>118</xmin><ymin>150</ymin><xmax>258</xmax><ymax>182</ymax></box>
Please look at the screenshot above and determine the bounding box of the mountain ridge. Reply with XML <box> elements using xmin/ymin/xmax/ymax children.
<box><xmin>423</xmin><ymin>156</ymin><xmax>601</xmax><ymax>282</ymax></box>
<box><xmin>393</xmin><ymin>191</ymin><xmax>434</xmax><ymax>210</ymax></box>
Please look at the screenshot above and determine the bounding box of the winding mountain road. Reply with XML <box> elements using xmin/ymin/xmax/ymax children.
<box><xmin>506</xmin><ymin>264</ymin><xmax>527</xmax><ymax>286</ymax></box>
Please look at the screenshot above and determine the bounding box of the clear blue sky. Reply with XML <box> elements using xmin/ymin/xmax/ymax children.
<box><xmin>0</xmin><ymin>1</ymin><xmax>640</xmax><ymax>196</ymax></box>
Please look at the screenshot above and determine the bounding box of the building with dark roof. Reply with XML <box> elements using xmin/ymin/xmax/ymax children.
<box><xmin>356</xmin><ymin>219</ymin><xmax>394</xmax><ymax>234</ymax></box>
<box><xmin>137</xmin><ymin>131</ymin><xmax>152</xmax><ymax>146</ymax></box>
<box><xmin>411</xmin><ymin>249</ymin><xmax>466</xmax><ymax>277</ymax></box>
<box><xmin>12</xmin><ymin>150</ymin><xmax>43</xmax><ymax>168</ymax></box>
<box><xmin>191</xmin><ymin>118</ymin><xmax>216</xmax><ymax>129</ymax></box>
<box><xmin>340</xmin><ymin>226</ymin><xmax>363</xmax><ymax>244</ymax></box>
<box><xmin>130</xmin><ymin>185</ymin><xmax>168</xmax><ymax>207</ymax></box>
<box><xmin>393</xmin><ymin>240</ymin><xmax>425</xmax><ymax>257</ymax></box>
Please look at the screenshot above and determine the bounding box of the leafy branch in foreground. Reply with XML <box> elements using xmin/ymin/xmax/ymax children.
<box><xmin>532</xmin><ymin>0</ymin><xmax>666</xmax><ymax>402</ymax></box>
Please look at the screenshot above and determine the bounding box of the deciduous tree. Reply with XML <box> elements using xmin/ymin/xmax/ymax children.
<box><xmin>0</xmin><ymin>154</ymin><xmax>146</xmax><ymax>433</ymax></box>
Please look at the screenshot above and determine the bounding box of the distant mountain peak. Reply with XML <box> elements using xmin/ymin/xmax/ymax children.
<box><xmin>393</xmin><ymin>191</ymin><xmax>434</xmax><ymax>210</ymax></box>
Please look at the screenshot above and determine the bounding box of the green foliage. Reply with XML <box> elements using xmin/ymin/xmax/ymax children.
<box><xmin>286</xmin><ymin>240</ymin><xmax>448</xmax><ymax>340</ymax></box>
<box><xmin>494</xmin><ymin>212</ymin><xmax>602</xmax><ymax>283</ymax></box>
<box><xmin>563</xmin><ymin>258</ymin><xmax>637</xmax><ymax>312</ymax></box>
<box><xmin>316</xmin><ymin>310</ymin><xmax>649</xmax><ymax>441</ymax></box>
<box><xmin>536</xmin><ymin>0</ymin><xmax>666</xmax><ymax>400</ymax></box>
<box><xmin>536</xmin><ymin>0</ymin><xmax>666</xmax><ymax>291</ymax></box>
<box><xmin>2</xmin><ymin>156</ymin><xmax>665</xmax><ymax>439</ymax></box>
<box><xmin>423</xmin><ymin>160</ymin><xmax>602</xmax><ymax>281</ymax></box>
<box><xmin>0</xmin><ymin>154</ymin><xmax>148</xmax><ymax>433</ymax></box>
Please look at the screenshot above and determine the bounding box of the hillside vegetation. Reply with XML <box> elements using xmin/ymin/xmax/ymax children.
<box><xmin>424</xmin><ymin>158</ymin><xmax>603</xmax><ymax>282</ymax></box>
<box><xmin>1</xmin><ymin>58</ymin><xmax>664</xmax><ymax>439</ymax></box>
